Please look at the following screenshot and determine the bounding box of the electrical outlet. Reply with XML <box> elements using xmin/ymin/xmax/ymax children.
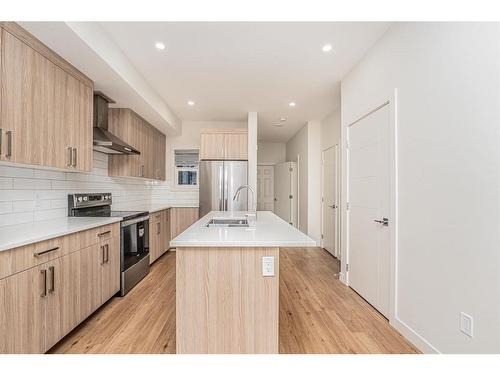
<box><xmin>262</xmin><ymin>256</ymin><xmax>275</xmax><ymax>276</ymax></box>
<box><xmin>460</xmin><ymin>312</ymin><xmax>473</xmax><ymax>337</ymax></box>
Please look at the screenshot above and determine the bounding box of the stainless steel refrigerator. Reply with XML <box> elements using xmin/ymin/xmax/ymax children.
<box><xmin>199</xmin><ymin>160</ymin><xmax>248</xmax><ymax>217</ymax></box>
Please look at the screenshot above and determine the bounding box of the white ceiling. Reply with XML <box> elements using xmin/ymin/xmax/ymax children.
<box><xmin>100</xmin><ymin>22</ymin><xmax>391</xmax><ymax>142</ymax></box>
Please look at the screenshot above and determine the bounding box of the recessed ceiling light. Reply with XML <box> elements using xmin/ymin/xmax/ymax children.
<box><xmin>187</xmin><ymin>100</ymin><xmax>195</xmax><ymax>106</ymax></box>
<box><xmin>288</xmin><ymin>102</ymin><xmax>296</xmax><ymax>107</ymax></box>
<box><xmin>155</xmin><ymin>42</ymin><xmax>166</xmax><ymax>50</ymax></box>
<box><xmin>322</xmin><ymin>44</ymin><xmax>332</xmax><ymax>52</ymax></box>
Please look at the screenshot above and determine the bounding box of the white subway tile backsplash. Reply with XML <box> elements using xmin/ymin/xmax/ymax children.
<box><xmin>0</xmin><ymin>202</ymin><xmax>13</xmax><ymax>215</ymax></box>
<box><xmin>0</xmin><ymin>151</ymin><xmax>199</xmax><ymax>227</ymax></box>
<box><xmin>13</xmin><ymin>178</ymin><xmax>52</xmax><ymax>190</ymax></box>
<box><xmin>0</xmin><ymin>177</ymin><xmax>13</xmax><ymax>189</ymax></box>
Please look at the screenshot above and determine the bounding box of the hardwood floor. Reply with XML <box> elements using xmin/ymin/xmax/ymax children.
<box><xmin>50</xmin><ymin>247</ymin><xmax>418</xmax><ymax>354</ymax></box>
<box><xmin>279</xmin><ymin>248</ymin><xmax>418</xmax><ymax>353</ymax></box>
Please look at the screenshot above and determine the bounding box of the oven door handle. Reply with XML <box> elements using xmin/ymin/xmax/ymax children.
<box><xmin>121</xmin><ymin>215</ymin><xmax>150</xmax><ymax>227</ymax></box>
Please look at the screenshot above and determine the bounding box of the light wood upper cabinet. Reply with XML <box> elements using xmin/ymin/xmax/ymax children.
<box><xmin>0</xmin><ymin>23</ymin><xmax>93</xmax><ymax>172</ymax></box>
<box><xmin>199</xmin><ymin>129</ymin><xmax>248</xmax><ymax>160</ymax></box>
<box><xmin>108</xmin><ymin>108</ymin><xmax>166</xmax><ymax>180</ymax></box>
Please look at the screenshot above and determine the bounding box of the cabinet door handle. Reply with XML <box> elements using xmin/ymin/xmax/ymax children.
<box><xmin>66</xmin><ymin>146</ymin><xmax>73</xmax><ymax>167</ymax></box>
<box><xmin>105</xmin><ymin>244</ymin><xmax>109</xmax><ymax>263</ymax></box>
<box><xmin>157</xmin><ymin>222</ymin><xmax>161</xmax><ymax>235</ymax></box>
<box><xmin>34</xmin><ymin>246</ymin><xmax>59</xmax><ymax>257</ymax></box>
<box><xmin>0</xmin><ymin>128</ymin><xmax>2</xmax><ymax>156</ymax></box>
<box><xmin>48</xmin><ymin>266</ymin><xmax>55</xmax><ymax>293</ymax></box>
<box><xmin>71</xmin><ymin>148</ymin><xmax>77</xmax><ymax>167</ymax></box>
<box><xmin>101</xmin><ymin>245</ymin><xmax>106</xmax><ymax>264</ymax></box>
<box><xmin>41</xmin><ymin>269</ymin><xmax>47</xmax><ymax>297</ymax></box>
<box><xmin>6</xmin><ymin>130</ymin><xmax>12</xmax><ymax>158</ymax></box>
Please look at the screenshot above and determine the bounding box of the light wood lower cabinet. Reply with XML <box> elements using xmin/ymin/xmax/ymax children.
<box><xmin>149</xmin><ymin>209</ymin><xmax>172</xmax><ymax>264</ymax></box>
<box><xmin>170</xmin><ymin>207</ymin><xmax>199</xmax><ymax>239</ymax></box>
<box><xmin>0</xmin><ymin>223</ymin><xmax>120</xmax><ymax>353</ymax></box>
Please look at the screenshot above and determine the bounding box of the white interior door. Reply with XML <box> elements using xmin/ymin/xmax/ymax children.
<box><xmin>257</xmin><ymin>165</ymin><xmax>275</xmax><ymax>211</ymax></box>
<box><xmin>274</xmin><ymin>162</ymin><xmax>291</xmax><ymax>224</ymax></box>
<box><xmin>348</xmin><ymin>104</ymin><xmax>390</xmax><ymax>317</ymax></box>
<box><xmin>322</xmin><ymin>146</ymin><xmax>339</xmax><ymax>257</ymax></box>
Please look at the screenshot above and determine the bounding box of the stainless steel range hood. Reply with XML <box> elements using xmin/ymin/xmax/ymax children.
<box><xmin>93</xmin><ymin>92</ymin><xmax>140</xmax><ymax>155</ymax></box>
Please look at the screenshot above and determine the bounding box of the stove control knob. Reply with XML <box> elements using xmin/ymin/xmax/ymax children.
<box><xmin>77</xmin><ymin>197</ymin><xmax>83</xmax><ymax>202</ymax></box>
<box><xmin>83</xmin><ymin>196</ymin><xmax>88</xmax><ymax>201</ymax></box>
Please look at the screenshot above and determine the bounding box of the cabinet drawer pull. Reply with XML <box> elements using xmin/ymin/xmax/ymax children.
<box><xmin>41</xmin><ymin>269</ymin><xmax>47</xmax><ymax>297</ymax></box>
<box><xmin>6</xmin><ymin>130</ymin><xmax>12</xmax><ymax>158</ymax></box>
<box><xmin>48</xmin><ymin>266</ymin><xmax>55</xmax><ymax>293</ymax></box>
<box><xmin>98</xmin><ymin>230</ymin><xmax>111</xmax><ymax>237</ymax></box>
<box><xmin>34</xmin><ymin>246</ymin><xmax>59</xmax><ymax>257</ymax></box>
<box><xmin>71</xmin><ymin>147</ymin><xmax>77</xmax><ymax>167</ymax></box>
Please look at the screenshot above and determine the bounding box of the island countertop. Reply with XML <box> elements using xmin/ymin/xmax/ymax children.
<box><xmin>171</xmin><ymin>210</ymin><xmax>316</xmax><ymax>248</ymax></box>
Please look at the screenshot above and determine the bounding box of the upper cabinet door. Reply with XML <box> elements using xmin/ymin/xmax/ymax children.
<box><xmin>224</xmin><ymin>133</ymin><xmax>248</xmax><ymax>160</ymax></box>
<box><xmin>199</xmin><ymin>129</ymin><xmax>248</xmax><ymax>160</ymax></box>
<box><xmin>0</xmin><ymin>26</ymin><xmax>93</xmax><ymax>171</ymax></box>
<box><xmin>200</xmin><ymin>132</ymin><xmax>226</xmax><ymax>160</ymax></box>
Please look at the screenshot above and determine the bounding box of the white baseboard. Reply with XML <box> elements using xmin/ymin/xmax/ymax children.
<box><xmin>391</xmin><ymin>317</ymin><xmax>440</xmax><ymax>354</ymax></box>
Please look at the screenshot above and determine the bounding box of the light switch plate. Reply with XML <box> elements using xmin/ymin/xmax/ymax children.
<box><xmin>262</xmin><ymin>256</ymin><xmax>275</xmax><ymax>276</ymax></box>
<box><xmin>460</xmin><ymin>312</ymin><xmax>473</xmax><ymax>337</ymax></box>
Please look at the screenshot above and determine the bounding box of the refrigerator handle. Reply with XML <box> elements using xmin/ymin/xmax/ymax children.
<box><xmin>220</xmin><ymin>164</ymin><xmax>224</xmax><ymax>211</ymax></box>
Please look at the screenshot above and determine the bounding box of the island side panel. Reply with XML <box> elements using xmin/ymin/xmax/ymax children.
<box><xmin>176</xmin><ymin>247</ymin><xmax>279</xmax><ymax>354</ymax></box>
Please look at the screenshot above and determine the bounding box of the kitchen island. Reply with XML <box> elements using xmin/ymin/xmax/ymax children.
<box><xmin>171</xmin><ymin>211</ymin><xmax>315</xmax><ymax>354</ymax></box>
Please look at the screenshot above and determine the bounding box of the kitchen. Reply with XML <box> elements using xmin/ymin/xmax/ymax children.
<box><xmin>1</xmin><ymin>7</ymin><xmax>499</xmax><ymax>368</ymax></box>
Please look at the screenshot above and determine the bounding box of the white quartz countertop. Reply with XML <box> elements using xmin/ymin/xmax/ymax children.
<box><xmin>0</xmin><ymin>217</ymin><xmax>122</xmax><ymax>253</ymax></box>
<box><xmin>171</xmin><ymin>211</ymin><xmax>316</xmax><ymax>248</ymax></box>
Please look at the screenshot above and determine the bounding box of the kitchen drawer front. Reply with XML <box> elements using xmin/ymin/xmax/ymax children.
<box><xmin>0</xmin><ymin>236</ymin><xmax>69</xmax><ymax>280</ymax></box>
<box><xmin>0</xmin><ymin>223</ymin><xmax>120</xmax><ymax>279</ymax></box>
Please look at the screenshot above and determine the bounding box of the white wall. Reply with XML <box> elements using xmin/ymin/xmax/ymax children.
<box><xmin>0</xmin><ymin>152</ymin><xmax>197</xmax><ymax>228</ymax></box>
<box><xmin>286</xmin><ymin>124</ymin><xmax>308</xmax><ymax>235</ymax></box>
<box><xmin>321</xmin><ymin>108</ymin><xmax>341</xmax><ymax>151</ymax></box>
<box><xmin>341</xmin><ymin>22</ymin><xmax>500</xmax><ymax>353</ymax></box>
<box><xmin>306</xmin><ymin>121</ymin><xmax>322</xmax><ymax>244</ymax></box>
<box><xmin>257</xmin><ymin>142</ymin><xmax>286</xmax><ymax>165</ymax></box>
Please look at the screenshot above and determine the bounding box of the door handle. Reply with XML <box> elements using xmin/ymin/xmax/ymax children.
<box><xmin>157</xmin><ymin>222</ymin><xmax>161</xmax><ymax>235</ymax></box>
<box><xmin>329</xmin><ymin>204</ymin><xmax>337</xmax><ymax>209</ymax></box>
<box><xmin>41</xmin><ymin>269</ymin><xmax>47</xmax><ymax>297</ymax></box>
<box><xmin>48</xmin><ymin>266</ymin><xmax>55</xmax><ymax>293</ymax></box>
<box><xmin>105</xmin><ymin>244</ymin><xmax>109</xmax><ymax>263</ymax></box>
<box><xmin>374</xmin><ymin>218</ymin><xmax>389</xmax><ymax>226</ymax></box>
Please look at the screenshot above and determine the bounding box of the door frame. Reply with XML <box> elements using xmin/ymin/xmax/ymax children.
<box><xmin>320</xmin><ymin>144</ymin><xmax>340</xmax><ymax>257</ymax></box>
<box><xmin>342</xmin><ymin>89</ymin><xmax>398</xmax><ymax>323</ymax></box>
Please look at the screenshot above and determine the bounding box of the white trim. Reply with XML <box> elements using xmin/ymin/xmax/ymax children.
<box><xmin>392</xmin><ymin>318</ymin><xmax>440</xmax><ymax>354</ymax></box>
<box><xmin>257</xmin><ymin>162</ymin><xmax>277</xmax><ymax>166</ymax></box>
<box><xmin>320</xmin><ymin>144</ymin><xmax>340</xmax><ymax>256</ymax></box>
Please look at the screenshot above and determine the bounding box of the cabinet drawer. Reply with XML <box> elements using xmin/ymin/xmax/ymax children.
<box><xmin>0</xmin><ymin>223</ymin><xmax>120</xmax><ymax>280</ymax></box>
<box><xmin>0</xmin><ymin>236</ymin><xmax>69</xmax><ymax>280</ymax></box>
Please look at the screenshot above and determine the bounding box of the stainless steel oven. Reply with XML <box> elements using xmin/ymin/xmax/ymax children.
<box><xmin>120</xmin><ymin>214</ymin><xmax>150</xmax><ymax>296</ymax></box>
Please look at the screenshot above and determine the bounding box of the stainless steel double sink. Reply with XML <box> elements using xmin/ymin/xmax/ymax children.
<box><xmin>206</xmin><ymin>218</ymin><xmax>249</xmax><ymax>227</ymax></box>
